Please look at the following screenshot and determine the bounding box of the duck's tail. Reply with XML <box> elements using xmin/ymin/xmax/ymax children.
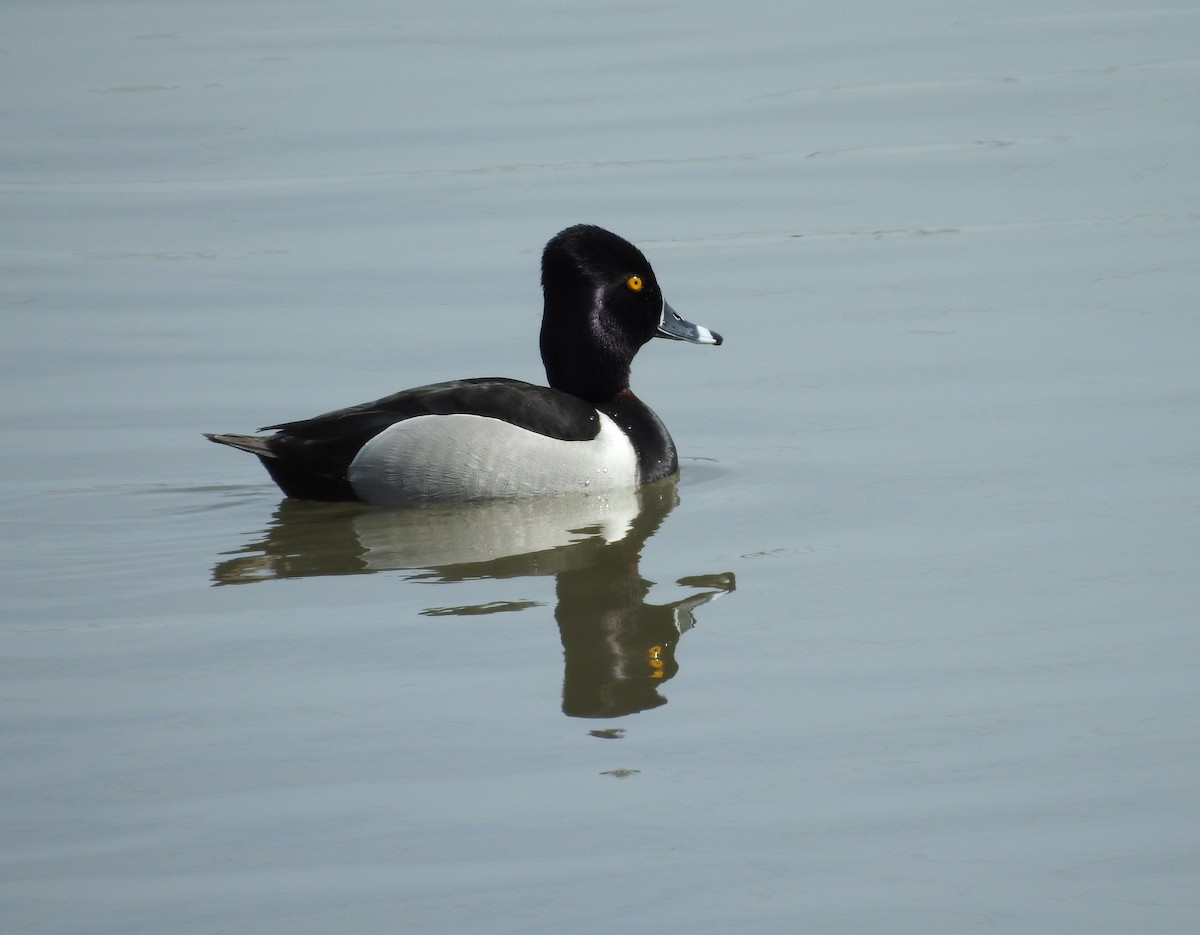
<box><xmin>203</xmin><ymin>433</ymin><xmax>277</xmax><ymax>459</ymax></box>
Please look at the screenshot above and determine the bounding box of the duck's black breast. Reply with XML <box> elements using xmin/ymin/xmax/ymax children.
<box><xmin>598</xmin><ymin>389</ymin><xmax>679</xmax><ymax>485</ymax></box>
<box><xmin>257</xmin><ymin>378</ymin><xmax>601</xmax><ymax>501</ymax></box>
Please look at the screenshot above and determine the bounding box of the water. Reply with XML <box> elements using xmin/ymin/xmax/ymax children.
<box><xmin>3</xmin><ymin>1</ymin><xmax>1198</xmax><ymax>932</ymax></box>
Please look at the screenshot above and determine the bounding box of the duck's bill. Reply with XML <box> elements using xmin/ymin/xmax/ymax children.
<box><xmin>656</xmin><ymin>300</ymin><xmax>723</xmax><ymax>346</ymax></box>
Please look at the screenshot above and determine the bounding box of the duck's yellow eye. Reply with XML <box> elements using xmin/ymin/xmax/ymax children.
<box><xmin>626</xmin><ymin>275</ymin><xmax>644</xmax><ymax>292</ymax></box>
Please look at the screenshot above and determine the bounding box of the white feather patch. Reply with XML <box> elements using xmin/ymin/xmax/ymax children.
<box><xmin>348</xmin><ymin>412</ymin><xmax>639</xmax><ymax>504</ymax></box>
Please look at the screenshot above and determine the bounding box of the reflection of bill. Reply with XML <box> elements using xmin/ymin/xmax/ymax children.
<box><xmin>557</xmin><ymin>562</ymin><xmax>734</xmax><ymax>719</ymax></box>
<box><xmin>212</xmin><ymin>477</ymin><xmax>734</xmax><ymax>718</ymax></box>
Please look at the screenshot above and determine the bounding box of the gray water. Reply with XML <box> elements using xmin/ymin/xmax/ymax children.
<box><xmin>3</xmin><ymin>2</ymin><xmax>1198</xmax><ymax>932</ymax></box>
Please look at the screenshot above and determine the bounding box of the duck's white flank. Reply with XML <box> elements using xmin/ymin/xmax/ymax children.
<box><xmin>347</xmin><ymin>412</ymin><xmax>639</xmax><ymax>504</ymax></box>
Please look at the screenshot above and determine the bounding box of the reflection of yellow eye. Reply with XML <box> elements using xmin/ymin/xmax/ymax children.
<box><xmin>626</xmin><ymin>275</ymin><xmax>644</xmax><ymax>292</ymax></box>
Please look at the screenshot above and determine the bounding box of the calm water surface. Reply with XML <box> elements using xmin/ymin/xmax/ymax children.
<box><xmin>3</xmin><ymin>1</ymin><xmax>1198</xmax><ymax>932</ymax></box>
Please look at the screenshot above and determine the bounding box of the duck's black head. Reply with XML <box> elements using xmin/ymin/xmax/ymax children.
<box><xmin>539</xmin><ymin>224</ymin><xmax>720</xmax><ymax>403</ymax></box>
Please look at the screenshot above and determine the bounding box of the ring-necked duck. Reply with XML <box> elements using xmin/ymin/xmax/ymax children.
<box><xmin>206</xmin><ymin>224</ymin><xmax>722</xmax><ymax>504</ymax></box>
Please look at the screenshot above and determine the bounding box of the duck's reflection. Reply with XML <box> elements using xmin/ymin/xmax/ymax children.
<box><xmin>213</xmin><ymin>479</ymin><xmax>734</xmax><ymax>718</ymax></box>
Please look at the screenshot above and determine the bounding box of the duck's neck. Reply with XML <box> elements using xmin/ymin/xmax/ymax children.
<box><xmin>543</xmin><ymin>358</ymin><xmax>629</xmax><ymax>403</ymax></box>
<box><xmin>540</xmin><ymin>296</ymin><xmax>633</xmax><ymax>403</ymax></box>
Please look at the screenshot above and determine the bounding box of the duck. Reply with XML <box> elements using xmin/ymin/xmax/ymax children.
<box><xmin>205</xmin><ymin>224</ymin><xmax>722</xmax><ymax>504</ymax></box>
